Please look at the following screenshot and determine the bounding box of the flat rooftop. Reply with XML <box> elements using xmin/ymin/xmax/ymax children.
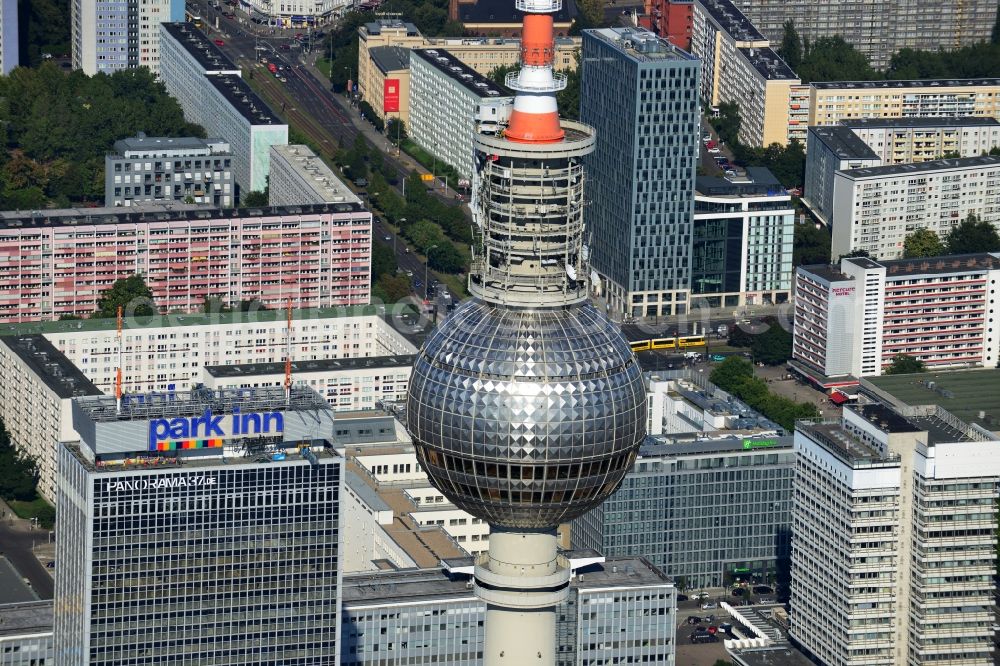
<box><xmin>587</xmin><ymin>27</ymin><xmax>699</xmax><ymax>63</ymax></box>
<box><xmin>204</xmin><ymin>354</ymin><xmax>416</xmax><ymax>378</ymax></box>
<box><xmin>875</xmin><ymin>252</ymin><xmax>1000</xmax><ymax>278</ymax></box>
<box><xmin>207</xmin><ymin>73</ymin><xmax>285</xmax><ymax>126</ymax></box>
<box><xmin>362</xmin><ymin>19</ymin><xmax>419</xmax><ymax>36</ymax></box>
<box><xmin>369</xmin><ymin>46</ymin><xmax>410</xmax><ymax>74</ymax></box>
<box><xmin>342</xmin><ymin>556</ymin><xmax>668</xmax><ymax>607</ymax></box>
<box><xmin>270</xmin><ymin>144</ymin><xmax>360</xmax><ymax>204</ymax></box>
<box><xmin>0</xmin><ymin>600</ymin><xmax>52</xmax><ymax>637</ymax></box>
<box><xmin>797</xmin><ymin>421</ymin><xmax>898</xmax><ymax>466</ymax></box>
<box><xmin>412</xmin><ymin>48</ymin><xmax>511</xmax><ymax>99</ymax></box>
<box><xmin>640</xmin><ymin>434</ymin><xmax>792</xmax><ymax>458</ymax></box>
<box><xmin>863</xmin><ymin>369</ymin><xmax>1000</xmax><ymax>432</ymax></box>
<box><xmin>840</xmin><ymin>155</ymin><xmax>1000</xmax><ymax>179</ymax></box>
<box><xmin>808</xmin><ymin>125</ymin><xmax>880</xmax><ymax>160</ymax></box>
<box><xmin>812</xmin><ymin>78</ymin><xmax>1000</xmax><ymax>90</ymax></box>
<box><xmin>697</xmin><ymin>0</ymin><xmax>767</xmax><ymax>42</ymax></box>
<box><xmin>0</xmin><ymin>335</ymin><xmax>101</xmax><ymax>399</ymax></box>
<box><xmin>738</xmin><ymin>47</ymin><xmax>797</xmax><ymax>80</ymax></box>
<box><xmin>161</xmin><ymin>22</ymin><xmax>240</xmax><ymax>74</ymax></box>
<box><xmin>797</xmin><ymin>263</ymin><xmax>851</xmax><ymax>283</ymax></box>
<box><xmin>696</xmin><ymin>166</ymin><xmax>787</xmax><ymax>197</ymax></box>
<box><xmin>843</xmin><ymin>116</ymin><xmax>1000</xmax><ymax>129</ymax></box>
<box><xmin>0</xmin><ymin>201</ymin><xmax>366</xmax><ymax>231</ymax></box>
<box><xmin>112</xmin><ymin>135</ymin><xmax>229</xmax><ymax>156</ymax></box>
<box><xmin>730</xmin><ymin>646</ymin><xmax>815</xmax><ymax>666</ymax></box>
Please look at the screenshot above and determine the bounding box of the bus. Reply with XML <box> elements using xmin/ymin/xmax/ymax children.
<box><xmin>650</xmin><ymin>337</ymin><xmax>676</xmax><ymax>350</ymax></box>
<box><xmin>678</xmin><ymin>335</ymin><xmax>707</xmax><ymax>348</ymax></box>
<box><xmin>185</xmin><ymin>9</ymin><xmax>203</xmax><ymax>27</ymax></box>
<box><xmin>629</xmin><ymin>340</ymin><xmax>651</xmax><ymax>353</ymax></box>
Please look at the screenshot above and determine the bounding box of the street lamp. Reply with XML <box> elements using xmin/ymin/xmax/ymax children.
<box><xmin>425</xmin><ymin>245</ymin><xmax>438</xmax><ymax>300</ymax></box>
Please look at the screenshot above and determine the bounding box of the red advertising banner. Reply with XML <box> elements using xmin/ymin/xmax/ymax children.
<box><xmin>384</xmin><ymin>79</ymin><xmax>400</xmax><ymax>113</ymax></box>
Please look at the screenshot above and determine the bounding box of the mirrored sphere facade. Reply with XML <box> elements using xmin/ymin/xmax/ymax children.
<box><xmin>406</xmin><ymin>298</ymin><xmax>647</xmax><ymax>529</ymax></box>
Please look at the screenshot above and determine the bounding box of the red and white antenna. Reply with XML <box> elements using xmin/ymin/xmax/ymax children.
<box><xmin>284</xmin><ymin>298</ymin><xmax>293</xmax><ymax>405</ymax></box>
<box><xmin>503</xmin><ymin>0</ymin><xmax>566</xmax><ymax>144</ymax></box>
<box><xmin>115</xmin><ymin>305</ymin><xmax>124</xmax><ymax>412</ymax></box>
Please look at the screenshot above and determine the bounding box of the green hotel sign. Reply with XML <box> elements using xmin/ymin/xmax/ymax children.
<box><xmin>742</xmin><ymin>439</ymin><xmax>778</xmax><ymax>450</ymax></box>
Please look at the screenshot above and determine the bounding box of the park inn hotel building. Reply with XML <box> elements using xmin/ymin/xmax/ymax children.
<box><xmin>54</xmin><ymin>386</ymin><xmax>344</xmax><ymax>665</ymax></box>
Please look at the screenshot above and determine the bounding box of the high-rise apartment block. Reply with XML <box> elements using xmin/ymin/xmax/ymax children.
<box><xmin>639</xmin><ymin>0</ymin><xmax>693</xmax><ymax>51</ymax></box>
<box><xmin>0</xmin><ymin>203</ymin><xmax>371</xmax><ymax>322</ymax></box>
<box><xmin>735</xmin><ymin>0</ymin><xmax>999</xmax><ymax>69</ymax></box>
<box><xmin>581</xmin><ymin>27</ymin><xmax>700</xmax><ymax>317</ymax></box>
<box><xmin>829</xmin><ymin>155</ymin><xmax>1000</xmax><ymax>260</ymax></box>
<box><xmin>843</xmin><ymin>117</ymin><xmax>1000</xmax><ymax>164</ymax></box>
<box><xmin>788</xmin><ymin>79</ymin><xmax>1000</xmax><ymax>145</ymax></box>
<box><xmin>574</xmin><ymin>432</ymin><xmax>793</xmax><ymax>589</ymax></box>
<box><xmin>268</xmin><ymin>145</ymin><xmax>361</xmax><ymax>206</ymax></box>
<box><xmin>365</xmin><ymin>46</ymin><xmax>411</xmax><ymax>125</ymax></box>
<box><xmin>409</xmin><ymin>48</ymin><xmax>513</xmax><ymax>179</ymax></box>
<box><xmin>54</xmin><ymin>386</ymin><xmax>343</xmax><ymax>665</ymax></box>
<box><xmin>71</xmin><ymin>0</ymin><xmax>183</xmax><ymax>75</ymax></box>
<box><xmin>0</xmin><ymin>0</ymin><xmax>18</xmax><ymax>75</ymax></box>
<box><xmin>792</xmin><ymin>254</ymin><xmax>1000</xmax><ymax>386</ymax></box>
<box><xmin>691</xmin><ymin>0</ymin><xmax>799</xmax><ymax>147</ymax></box>
<box><xmin>159</xmin><ymin>23</ymin><xmax>287</xmax><ymax>195</ymax></box>
<box><xmin>105</xmin><ymin>134</ymin><xmax>234</xmax><ymax>208</ymax></box>
<box><xmin>792</xmin><ymin>401</ymin><xmax>1000</xmax><ymax>666</ymax></box>
<box><xmin>692</xmin><ymin>167</ymin><xmax>794</xmax><ymax>307</ymax></box>
<box><xmin>341</xmin><ymin>556</ymin><xmax>677</xmax><ymax>665</ymax></box>
<box><xmin>803</xmin><ymin>126</ymin><xmax>883</xmax><ymax>226</ymax></box>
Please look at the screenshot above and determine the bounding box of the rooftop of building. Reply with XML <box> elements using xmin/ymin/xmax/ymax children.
<box><xmin>361</xmin><ymin>19</ymin><xmax>420</xmax><ymax>36</ymax></box>
<box><xmin>728</xmin><ymin>645</ymin><xmax>815</xmax><ymax>666</ymax></box>
<box><xmin>369</xmin><ymin>45</ymin><xmax>411</xmax><ymax>74</ymax></box>
<box><xmin>797</xmin><ymin>420</ymin><xmax>899</xmax><ymax>466</ymax></box>
<box><xmin>840</xmin><ymin>155</ymin><xmax>1000</xmax><ymax>179</ymax></box>
<box><xmin>454</xmin><ymin>0</ymin><xmax>574</xmax><ymax>24</ymax></box>
<box><xmin>796</xmin><ymin>263</ymin><xmax>851</xmax><ymax>283</ymax></box>
<box><xmin>863</xmin><ymin>369</ymin><xmax>1000</xmax><ymax>432</ymax></box>
<box><xmin>74</xmin><ymin>385</ymin><xmax>330</xmax><ymax>423</ymax></box>
<box><xmin>842</xmin><ymin>116</ymin><xmax>1000</xmax><ymax>130</ymax></box>
<box><xmin>204</xmin><ymin>354</ymin><xmax>416</xmax><ymax>378</ymax></box>
<box><xmin>850</xmin><ymin>402</ymin><xmax>924</xmax><ymax>434</ymax></box>
<box><xmin>161</xmin><ymin>22</ymin><xmax>240</xmax><ymax>74</ymax></box>
<box><xmin>346</xmin><ymin>469</ymin><xmax>392</xmax><ymax>513</ymax></box>
<box><xmin>111</xmin><ymin>133</ymin><xmax>230</xmax><ymax>157</ymax></box>
<box><xmin>0</xmin><ymin>335</ymin><xmax>101</xmax><ymax>400</ymax></box>
<box><xmin>342</xmin><ymin>556</ymin><xmax>668</xmax><ymax>606</ymax></box>
<box><xmin>0</xmin><ymin>600</ymin><xmax>53</xmax><ymax>638</ymax></box>
<box><xmin>412</xmin><ymin>48</ymin><xmax>511</xmax><ymax>99</ymax></box>
<box><xmin>737</xmin><ymin>47</ymin><xmax>797</xmax><ymax>80</ymax></box>
<box><xmin>270</xmin><ymin>144</ymin><xmax>361</xmax><ymax>204</ymax></box>
<box><xmin>696</xmin><ymin>0</ymin><xmax>766</xmax><ymax>42</ymax></box>
<box><xmin>855</xmin><ymin>252</ymin><xmax>1000</xmax><ymax>276</ymax></box>
<box><xmin>695</xmin><ymin>166</ymin><xmax>788</xmax><ymax>197</ymax></box>
<box><xmin>811</xmin><ymin>78</ymin><xmax>1000</xmax><ymax>90</ymax></box>
<box><xmin>586</xmin><ymin>27</ymin><xmax>699</xmax><ymax>63</ymax></box>
<box><xmin>640</xmin><ymin>434</ymin><xmax>792</xmax><ymax>458</ymax></box>
<box><xmin>206</xmin><ymin>73</ymin><xmax>285</xmax><ymax>126</ymax></box>
<box><xmin>0</xmin><ymin>200</ymin><xmax>367</xmax><ymax>231</ymax></box>
<box><xmin>808</xmin><ymin>125</ymin><xmax>880</xmax><ymax>160</ymax></box>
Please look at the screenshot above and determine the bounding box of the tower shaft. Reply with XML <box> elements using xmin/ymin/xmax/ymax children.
<box><xmin>476</xmin><ymin>529</ymin><xmax>570</xmax><ymax>666</ymax></box>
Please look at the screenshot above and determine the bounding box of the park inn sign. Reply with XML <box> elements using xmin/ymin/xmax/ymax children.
<box><xmin>148</xmin><ymin>408</ymin><xmax>284</xmax><ymax>451</ymax></box>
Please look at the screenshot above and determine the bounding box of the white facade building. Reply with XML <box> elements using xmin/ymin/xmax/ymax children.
<box><xmin>843</xmin><ymin>117</ymin><xmax>1000</xmax><ymax>164</ymax></box>
<box><xmin>342</xmin><ymin>471</ymin><xmax>417</xmax><ymax>572</ymax></box>
<box><xmin>409</xmin><ymin>48</ymin><xmax>512</xmax><ymax>180</ymax></box>
<box><xmin>0</xmin><ymin>309</ymin><xmax>417</xmax><ymax>502</ymax></box>
<box><xmin>831</xmin><ymin>156</ymin><xmax>1000</xmax><ymax>260</ymax></box>
<box><xmin>792</xmin><ymin>402</ymin><xmax>1000</xmax><ymax>666</ymax></box>
<box><xmin>792</xmin><ymin>254</ymin><xmax>1000</xmax><ymax>385</ymax></box>
<box><xmin>201</xmin><ymin>354</ymin><xmax>414</xmax><ymax>412</ymax></box>
<box><xmin>71</xmin><ymin>0</ymin><xmax>182</xmax><ymax>75</ymax></box>
<box><xmin>803</xmin><ymin>126</ymin><xmax>882</xmax><ymax>227</ymax></box>
<box><xmin>160</xmin><ymin>22</ymin><xmax>287</xmax><ymax>195</ymax></box>
<box><xmin>241</xmin><ymin>0</ymin><xmax>345</xmax><ymax>27</ymax></box>
<box><xmin>269</xmin><ymin>144</ymin><xmax>360</xmax><ymax>206</ymax></box>
<box><xmin>0</xmin><ymin>0</ymin><xmax>18</xmax><ymax>75</ymax></box>
<box><xmin>690</xmin><ymin>0</ymin><xmax>799</xmax><ymax>147</ymax></box>
<box><xmin>692</xmin><ymin>167</ymin><xmax>795</xmax><ymax>307</ymax></box>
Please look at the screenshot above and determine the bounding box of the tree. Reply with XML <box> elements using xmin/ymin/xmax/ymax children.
<box><xmin>386</xmin><ymin>118</ymin><xmax>408</xmax><ymax>146</ymax></box>
<box><xmin>794</xmin><ymin>222</ymin><xmax>831</xmax><ymax>266</ymax></box>
<box><xmin>371</xmin><ymin>241</ymin><xmax>397</xmax><ymax>282</ymax></box>
<box><xmin>95</xmin><ymin>274</ymin><xmax>156</xmax><ymax>318</ymax></box>
<box><xmin>884</xmin><ymin>353</ymin><xmax>926</xmax><ymax>375</ymax></box>
<box><xmin>711</xmin><ymin>102</ymin><xmax>742</xmax><ymax>146</ymax></box>
<box><xmin>750</xmin><ymin>318</ymin><xmax>793</xmax><ymax>365</ymax></box>
<box><xmin>778</xmin><ymin>20</ymin><xmax>802</xmax><ymax>70</ymax></box>
<box><xmin>709</xmin><ymin>357</ymin><xmax>754</xmax><ymax>391</ymax></box>
<box><xmin>902</xmin><ymin>228</ymin><xmax>945</xmax><ymax>258</ymax></box>
<box><xmin>240</xmin><ymin>190</ymin><xmax>268</xmax><ymax>207</ymax></box>
<box><xmin>945</xmin><ymin>213</ymin><xmax>1000</xmax><ymax>254</ymax></box>
<box><xmin>840</xmin><ymin>248</ymin><xmax>873</xmax><ymax>260</ymax></box>
<box><xmin>375</xmin><ymin>274</ymin><xmax>412</xmax><ymax>303</ymax></box>
<box><xmin>796</xmin><ymin>36</ymin><xmax>879</xmax><ymax>84</ymax></box>
<box><xmin>427</xmin><ymin>242</ymin><xmax>465</xmax><ymax>274</ymax></box>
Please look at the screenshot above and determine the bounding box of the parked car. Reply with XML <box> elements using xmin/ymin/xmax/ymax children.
<box><xmin>690</xmin><ymin>633</ymin><xmax>718</xmax><ymax>644</ymax></box>
<box><xmin>708</xmin><ymin>147</ymin><xmax>722</xmax><ymax>154</ymax></box>
<box><xmin>701</xmin><ymin>602</ymin><xmax>719</xmax><ymax>610</ymax></box>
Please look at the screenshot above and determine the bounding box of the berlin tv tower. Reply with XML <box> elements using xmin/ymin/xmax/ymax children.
<box><xmin>405</xmin><ymin>1</ymin><xmax>648</xmax><ymax>663</ymax></box>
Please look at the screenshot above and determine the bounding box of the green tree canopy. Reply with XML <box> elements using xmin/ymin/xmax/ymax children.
<box><xmin>778</xmin><ymin>21</ymin><xmax>802</xmax><ymax>70</ymax></box>
<box><xmin>386</xmin><ymin>118</ymin><xmax>408</xmax><ymax>146</ymax></box>
<box><xmin>240</xmin><ymin>190</ymin><xmax>268</xmax><ymax>207</ymax></box>
<box><xmin>374</xmin><ymin>274</ymin><xmax>412</xmax><ymax>303</ymax></box>
<box><xmin>793</xmin><ymin>222</ymin><xmax>831</xmax><ymax>266</ymax></box>
<box><xmin>750</xmin><ymin>318</ymin><xmax>794</xmax><ymax>365</ymax></box>
<box><xmin>945</xmin><ymin>213</ymin><xmax>1000</xmax><ymax>254</ymax></box>
<box><xmin>0</xmin><ymin>420</ymin><xmax>39</xmax><ymax>501</ymax></box>
<box><xmin>796</xmin><ymin>36</ymin><xmax>879</xmax><ymax>84</ymax></box>
<box><xmin>840</xmin><ymin>248</ymin><xmax>873</xmax><ymax>260</ymax></box>
<box><xmin>95</xmin><ymin>274</ymin><xmax>157</xmax><ymax>318</ymax></box>
<box><xmin>884</xmin><ymin>353</ymin><xmax>926</xmax><ymax>375</ymax></box>
<box><xmin>902</xmin><ymin>228</ymin><xmax>946</xmax><ymax>258</ymax></box>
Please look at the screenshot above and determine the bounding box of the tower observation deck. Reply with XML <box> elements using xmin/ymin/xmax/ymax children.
<box><xmin>405</xmin><ymin>0</ymin><xmax>647</xmax><ymax>663</ymax></box>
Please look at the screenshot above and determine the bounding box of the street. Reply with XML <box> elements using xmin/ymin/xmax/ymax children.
<box><xmin>0</xmin><ymin>501</ymin><xmax>54</xmax><ymax>600</ymax></box>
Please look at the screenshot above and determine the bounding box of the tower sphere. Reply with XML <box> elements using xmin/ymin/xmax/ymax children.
<box><xmin>406</xmin><ymin>298</ymin><xmax>647</xmax><ymax>529</ymax></box>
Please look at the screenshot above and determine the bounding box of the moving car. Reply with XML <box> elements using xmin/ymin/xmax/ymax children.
<box><xmin>214</xmin><ymin>39</ymin><xmax>225</xmax><ymax>46</ymax></box>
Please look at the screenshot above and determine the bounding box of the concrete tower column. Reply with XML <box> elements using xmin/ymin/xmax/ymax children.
<box><xmin>475</xmin><ymin>528</ymin><xmax>570</xmax><ymax>665</ymax></box>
